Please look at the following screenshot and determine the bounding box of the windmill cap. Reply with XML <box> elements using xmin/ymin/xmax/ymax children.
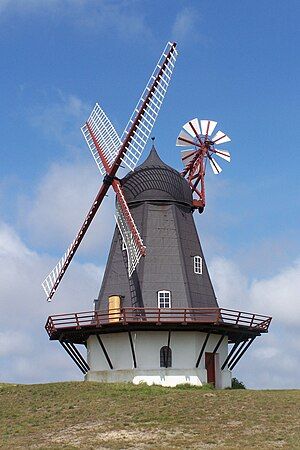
<box><xmin>121</xmin><ymin>146</ymin><xmax>193</xmax><ymax>207</ymax></box>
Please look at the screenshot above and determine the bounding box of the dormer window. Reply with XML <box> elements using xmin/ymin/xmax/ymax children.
<box><xmin>158</xmin><ymin>290</ymin><xmax>171</xmax><ymax>308</ymax></box>
<box><xmin>194</xmin><ymin>256</ymin><xmax>202</xmax><ymax>274</ymax></box>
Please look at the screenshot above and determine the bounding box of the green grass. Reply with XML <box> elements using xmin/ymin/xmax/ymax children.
<box><xmin>0</xmin><ymin>382</ymin><xmax>299</xmax><ymax>449</ymax></box>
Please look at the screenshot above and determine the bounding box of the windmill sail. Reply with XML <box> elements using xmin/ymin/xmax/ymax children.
<box><xmin>42</xmin><ymin>240</ymin><xmax>75</xmax><ymax>299</ymax></box>
<box><xmin>81</xmin><ymin>103</ymin><xmax>121</xmax><ymax>175</ymax></box>
<box><xmin>82</xmin><ymin>42</ymin><xmax>178</xmax><ymax>177</ymax></box>
<box><xmin>113</xmin><ymin>181</ymin><xmax>146</xmax><ymax>277</ymax></box>
<box><xmin>120</xmin><ymin>42</ymin><xmax>178</xmax><ymax>171</ymax></box>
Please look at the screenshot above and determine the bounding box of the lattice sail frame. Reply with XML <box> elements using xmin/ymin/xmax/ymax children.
<box><xmin>81</xmin><ymin>103</ymin><xmax>121</xmax><ymax>175</ymax></box>
<box><xmin>114</xmin><ymin>184</ymin><xmax>145</xmax><ymax>277</ymax></box>
<box><xmin>42</xmin><ymin>240</ymin><xmax>75</xmax><ymax>298</ymax></box>
<box><xmin>120</xmin><ymin>42</ymin><xmax>178</xmax><ymax>172</ymax></box>
<box><xmin>42</xmin><ymin>42</ymin><xmax>178</xmax><ymax>301</ymax></box>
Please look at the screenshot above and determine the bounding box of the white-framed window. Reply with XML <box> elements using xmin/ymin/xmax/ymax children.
<box><xmin>194</xmin><ymin>255</ymin><xmax>203</xmax><ymax>274</ymax></box>
<box><xmin>158</xmin><ymin>290</ymin><xmax>171</xmax><ymax>308</ymax></box>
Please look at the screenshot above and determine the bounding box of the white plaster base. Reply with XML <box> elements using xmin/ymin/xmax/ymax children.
<box><xmin>86</xmin><ymin>331</ymin><xmax>232</xmax><ymax>389</ymax></box>
<box><xmin>86</xmin><ymin>368</ymin><xmax>206</xmax><ymax>387</ymax></box>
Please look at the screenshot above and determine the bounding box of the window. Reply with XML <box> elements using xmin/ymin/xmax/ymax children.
<box><xmin>160</xmin><ymin>346</ymin><xmax>172</xmax><ymax>368</ymax></box>
<box><xmin>158</xmin><ymin>290</ymin><xmax>171</xmax><ymax>308</ymax></box>
<box><xmin>194</xmin><ymin>256</ymin><xmax>203</xmax><ymax>274</ymax></box>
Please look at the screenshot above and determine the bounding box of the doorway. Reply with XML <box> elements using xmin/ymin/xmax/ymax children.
<box><xmin>205</xmin><ymin>352</ymin><xmax>216</xmax><ymax>386</ymax></box>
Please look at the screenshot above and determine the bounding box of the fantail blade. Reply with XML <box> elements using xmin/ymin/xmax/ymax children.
<box><xmin>181</xmin><ymin>149</ymin><xmax>197</xmax><ymax>166</ymax></box>
<box><xmin>212</xmin><ymin>130</ymin><xmax>231</xmax><ymax>145</ymax></box>
<box><xmin>176</xmin><ymin>130</ymin><xmax>195</xmax><ymax>147</ymax></box>
<box><xmin>183</xmin><ymin>118</ymin><xmax>201</xmax><ymax>137</ymax></box>
<box><xmin>209</xmin><ymin>157</ymin><xmax>223</xmax><ymax>174</ymax></box>
<box><xmin>200</xmin><ymin>120</ymin><xmax>217</xmax><ymax>137</ymax></box>
<box><xmin>214</xmin><ymin>148</ymin><xmax>231</xmax><ymax>162</ymax></box>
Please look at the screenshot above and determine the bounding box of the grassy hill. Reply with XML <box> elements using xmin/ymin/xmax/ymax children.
<box><xmin>0</xmin><ymin>382</ymin><xmax>299</xmax><ymax>449</ymax></box>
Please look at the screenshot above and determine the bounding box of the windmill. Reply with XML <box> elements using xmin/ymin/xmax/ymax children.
<box><xmin>42</xmin><ymin>42</ymin><xmax>178</xmax><ymax>302</ymax></box>
<box><xmin>44</xmin><ymin>43</ymin><xmax>271</xmax><ymax>388</ymax></box>
<box><xmin>176</xmin><ymin>118</ymin><xmax>231</xmax><ymax>213</ymax></box>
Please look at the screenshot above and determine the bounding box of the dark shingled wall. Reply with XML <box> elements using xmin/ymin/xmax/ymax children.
<box><xmin>96</xmin><ymin>147</ymin><xmax>218</xmax><ymax>311</ymax></box>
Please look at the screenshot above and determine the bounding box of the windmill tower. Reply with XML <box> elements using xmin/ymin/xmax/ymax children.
<box><xmin>44</xmin><ymin>42</ymin><xmax>271</xmax><ymax>388</ymax></box>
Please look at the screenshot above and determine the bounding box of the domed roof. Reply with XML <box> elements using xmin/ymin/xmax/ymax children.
<box><xmin>121</xmin><ymin>146</ymin><xmax>192</xmax><ymax>206</ymax></box>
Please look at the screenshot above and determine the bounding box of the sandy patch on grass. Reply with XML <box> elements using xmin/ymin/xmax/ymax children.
<box><xmin>41</xmin><ymin>422</ymin><xmax>187</xmax><ymax>449</ymax></box>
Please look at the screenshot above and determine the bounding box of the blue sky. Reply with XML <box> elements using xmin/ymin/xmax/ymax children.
<box><xmin>0</xmin><ymin>0</ymin><xmax>299</xmax><ymax>388</ymax></box>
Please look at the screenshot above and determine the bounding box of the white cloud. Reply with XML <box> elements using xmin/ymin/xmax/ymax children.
<box><xmin>29</xmin><ymin>92</ymin><xmax>90</xmax><ymax>150</ymax></box>
<box><xmin>209</xmin><ymin>255</ymin><xmax>300</xmax><ymax>388</ymax></box>
<box><xmin>250</xmin><ymin>260</ymin><xmax>300</xmax><ymax>325</ymax></box>
<box><xmin>20</xmin><ymin>91</ymin><xmax>116</xmax><ymax>257</ymax></box>
<box><xmin>236</xmin><ymin>328</ymin><xmax>300</xmax><ymax>389</ymax></box>
<box><xmin>20</xmin><ymin>158</ymin><xmax>115</xmax><ymax>257</ymax></box>
<box><xmin>0</xmin><ymin>331</ymin><xmax>32</xmax><ymax>357</ymax></box>
<box><xmin>171</xmin><ymin>7</ymin><xmax>200</xmax><ymax>42</ymax></box>
<box><xmin>210</xmin><ymin>255</ymin><xmax>300</xmax><ymax>325</ymax></box>
<box><xmin>0</xmin><ymin>221</ymin><xmax>103</xmax><ymax>383</ymax></box>
<box><xmin>209</xmin><ymin>256</ymin><xmax>250</xmax><ymax>310</ymax></box>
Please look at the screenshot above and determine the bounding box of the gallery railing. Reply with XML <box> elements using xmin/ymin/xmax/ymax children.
<box><xmin>45</xmin><ymin>307</ymin><xmax>272</xmax><ymax>338</ymax></box>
